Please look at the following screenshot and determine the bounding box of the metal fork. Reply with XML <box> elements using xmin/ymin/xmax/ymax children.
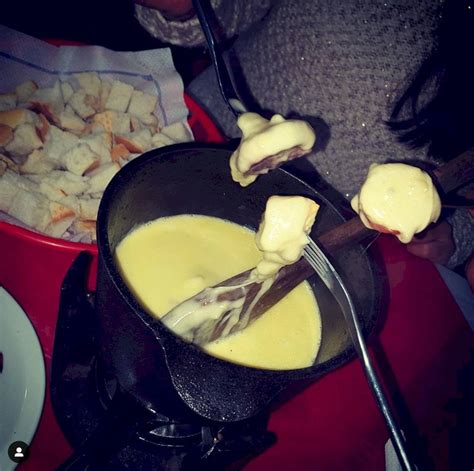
<box><xmin>304</xmin><ymin>239</ymin><xmax>417</xmax><ymax>471</ymax></box>
<box><xmin>193</xmin><ymin>0</ymin><xmax>249</xmax><ymax>118</ymax></box>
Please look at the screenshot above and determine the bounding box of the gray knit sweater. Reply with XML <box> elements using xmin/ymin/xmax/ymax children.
<box><xmin>136</xmin><ymin>0</ymin><xmax>473</xmax><ymax>268</ymax></box>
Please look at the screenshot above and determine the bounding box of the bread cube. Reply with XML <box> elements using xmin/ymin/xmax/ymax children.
<box><xmin>137</xmin><ymin>113</ymin><xmax>159</xmax><ymax>131</ymax></box>
<box><xmin>161</xmin><ymin>122</ymin><xmax>193</xmax><ymax>143</ymax></box>
<box><xmin>73</xmin><ymin>72</ymin><xmax>101</xmax><ymax>98</ymax></box>
<box><xmin>0</xmin><ymin>170</ymin><xmax>22</xmax><ymax>212</ymax></box>
<box><xmin>36</xmin><ymin>180</ymin><xmax>66</xmax><ymax>201</ymax></box>
<box><xmin>42</xmin><ymin>170</ymin><xmax>90</xmax><ymax>196</ymax></box>
<box><xmin>81</xmin><ymin>132</ymin><xmax>112</xmax><ymax>162</ymax></box>
<box><xmin>92</xmin><ymin>111</ymin><xmax>130</xmax><ymax>134</ymax></box>
<box><xmin>79</xmin><ymin>197</ymin><xmax>100</xmax><ymax>220</ymax></box>
<box><xmin>35</xmin><ymin>113</ymin><xmax>50</xmax><ymax>142</ymax></box>
<box><xmin>128</xmin><ymin>90</ymin><xmax>158</xmax><ymax>117</ymax></box>
<box><xmin>86</xmin><ymin>162</ymin><xmax>120</xmax><ymax>194</ymax></box>
<box><xmin>0</xmin><ymin>108</ymin><xmax>38</xmax><ymax>129</ymax></box>
<box><xmin>151</xmin><ymin>132</ymin><xmax>174</xmax><ymax>149</ymax></box>
<box><xmin>61</xmin><ymin>81</ymin><xmax>75</xmax><ymax>103</ymax></box>
<box><xmin>20</xmin><ymin>149</ymin><xmax>55</xmax><ymax>175</ymax></box>
<box><xmin>0</xmin><ymin>93</ymin><xmax>17</xmax><ymax>111</ymax></box>
<box><xmin>61</xmin><ymin>143</ymin><xmax>100</xmax><ymax>176</ymax></box>
<box><xmin>28</xmin><ymin>80</ymin><xmax>64</xmax><ymax>117</ymax></box>
<box><xmin>41</xmin><ymin>200</ymin><xmax>77</xmax><ymax>237</ymax></box>
<box><xmin>99</xmin><ymin>80</ymin><xmax>112</xmax><ymax>111</ymax></box>
<box><xmin>43</xmin><ymin>125</ymin><xmax>79</xmax><ymax>163</ymax></box>
<box><xmin>115</xmin><ymin>128</ymin><xmax>152</xmax><ymax>153</ymax></box>
<box><xmin>58</xmin><ymin>109</ymin><xmax>86</xmax><ymax>134</ymax></box>
<box><xmin>8</xmin><ymin>188</ymin><xmax>50</xmax><ymax>231</ymax></box>
<box><xmin>59</xmin><ymin>194</ymin><xmax>80</xmax><ymax>213</ymax></box>
<box><xmin>16</xmin><ymin>80</ymin><xmax>38</xmax><ymax>103</ymax></box>
<box><xmin>5</xmin><ymin>123</ymin><xmax>43</xmax><ymax>157</ymax></box>
<box><xmin>69</xmin><ymin>90</ymin><xmax>96</xmax><ymax>119</ymax></box>
<box><xmin>0</xmin><ymin>124</ymin><xmax>13</xmax><ymax>147</ymax></box>
<box><xmin>105</xmin><ymin>80</ymin><xmax>134</xmax><ymax>112</ymax></box>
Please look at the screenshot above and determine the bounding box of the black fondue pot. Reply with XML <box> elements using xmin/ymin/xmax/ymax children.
<box><xmin>95</xmin><ymin>143</ymin><xmax>384</xmax><ymax>424</ymax></box>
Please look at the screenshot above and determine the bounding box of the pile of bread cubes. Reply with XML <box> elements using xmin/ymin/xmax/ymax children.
<box><xmin>0</xmin><ymin>72</ymin><xmax>192</xmax><ymax>242</ymax></box>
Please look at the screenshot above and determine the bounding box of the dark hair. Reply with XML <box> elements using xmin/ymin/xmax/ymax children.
<box><xmin>388</xmin><ymin>0</ymin><xmax>474</xmax><ymax>161</ymax></box>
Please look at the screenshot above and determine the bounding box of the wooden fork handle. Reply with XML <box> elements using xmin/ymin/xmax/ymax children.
<box><xmin>432</xmin><ymin>147</ymin><xmax>474</xmax><ymax>195</ymax></box>
<box><xmin>318</xmin><ymin>217</ymin><xmax>371</xmax><ymax>254</ymax></box>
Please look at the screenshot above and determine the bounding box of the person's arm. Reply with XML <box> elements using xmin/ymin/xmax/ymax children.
<box><xmin>134</xmin><ymin>0</ymin><xmax>272</xmax><ymax>47</ymax></box>
<box><xmin>406</xmin><ymin>220</ymin><xmax>455</xmax><ymax>265</ymax></box>
<box><xmin>407</xmin><ymin>208</ymin><xmax>473</xmax><ymax>273</ymax></box>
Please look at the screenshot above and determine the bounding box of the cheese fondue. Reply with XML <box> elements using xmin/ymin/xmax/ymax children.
<box><xmin>351</xmin><ymin>163</ymin><xmax>441</xmax><ymax>243</ymax></box>
<box><xmin>255</xmin><ymin>195</ymin><xmax>319</xmax><ymax>278</ymax></box>
<box><xmin>115</xmin><ymin>214</ymin><xmax>321</xmax><ymax>370</ymax></box>
<box><xmin>230</xmin><ymin>112</ymin><xmax>316</xmax><ymax>187</ymax></box>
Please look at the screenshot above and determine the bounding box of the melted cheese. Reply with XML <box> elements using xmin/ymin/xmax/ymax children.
<box><xmin>115</xmin><ymin>214</ymin><xmax>321</xmax><ymax>370</ymax></box>
<box><xmin>351</xmin><ymin>163</ymin><xmax>441</xmax><ymax>243</ymax></box>
<box><xmin>254</xmin><ymin>195</ymin><xmax>319</xmax><ymax>277</ymax></box>
<box><xmin>230</xmin><ymin>112</ymin><xmax>316</xmax><ymax>186</ymax></box>
<box><xmin>163</xmin><ymin>276</ymin><xmax>275</xmax><ymax>344</ymax></box>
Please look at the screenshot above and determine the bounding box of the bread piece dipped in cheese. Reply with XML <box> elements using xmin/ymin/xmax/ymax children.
<box><xmin>254</xmin><ymin>195</ymin><xmax>319</xmax><ymax>278</ymax></box>
<box><xmin>230</xmin><ymin>113</ymin><xmax>316</xmax><ymax>187</ymax></box>
<box><xmin>351</xmin><ymin>163</ymin><xmax>441</xmax><ymax>243</ymax></box>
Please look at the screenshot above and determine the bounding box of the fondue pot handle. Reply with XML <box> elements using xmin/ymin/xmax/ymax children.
<box><xmin>161</xmin><ymin>334</ymin><xmax>292</xmax><ymax>422</ymax></box>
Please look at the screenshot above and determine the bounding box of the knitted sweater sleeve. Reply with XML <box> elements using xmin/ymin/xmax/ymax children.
<box><xmin>135</xmin><ymin>0</ymin><xmax>272</xmax><ymax>47</ymax></box>
<box><xmin>447</xmin><ymin>208</ymin><xmax>474</xmax><ymax>269</ymax></box>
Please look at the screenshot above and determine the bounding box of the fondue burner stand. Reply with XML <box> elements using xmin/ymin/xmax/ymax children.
<box><xmin>51</xmin><ymin>254</ymin><xmax>276</xmax><ymax>471</ymax></box>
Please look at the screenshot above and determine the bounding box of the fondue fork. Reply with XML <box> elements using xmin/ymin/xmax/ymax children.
<box><xmin>193</xmin><ymin>0</ymin><xmax>248</xmax><ymax>118</ymax></box>
<box><xmin>162</xmin><ymin>148</ymin><xmax>473</xmax><ymax>345</ymax></box>
<box><xmin>193</xmin><ymin>0</ymin><xmax>325</xmax><ymax>182</ymax></box>
<box><xmin>304</xmin><ymin>238</ymin><xmax>417</xmax><ymax>471</ymax></box>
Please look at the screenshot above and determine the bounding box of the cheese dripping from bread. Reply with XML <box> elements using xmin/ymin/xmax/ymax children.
<box><xmin>351</xmin><ymin>163</ymin><xmax>441</xmax><ymax>243</ymax></box>
<box><xmin>254</xmin><ymin>195</ymin><xmax>319</xmax><ymax>278</ymax></box>
<box><xmin>161</xmin><ymin>195</ymin><xmax>319</xmax><ymax>344</ymax></box>
<box><xmin>229</xmin><ymin>113</ymin><xmax>316</xmax><ymax>187</ymax></box>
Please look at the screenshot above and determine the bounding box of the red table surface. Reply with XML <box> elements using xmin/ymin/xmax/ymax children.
<box><xmin>7</xmin><ymin>36</ymin><xmax>471</xmax><ymax>470</ymax></box>
<box><xmin>0</xmin><ymin>229</ymin><xmax>472</xmax><ymax>471</ymax></box>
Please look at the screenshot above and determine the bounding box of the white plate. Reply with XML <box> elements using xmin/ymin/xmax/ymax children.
<box><xmin>0</xmin><ymin>287</ymin><xmax>46</xmax><ymax>471</ymax></box>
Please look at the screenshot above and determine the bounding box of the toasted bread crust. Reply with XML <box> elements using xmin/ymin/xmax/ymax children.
<box><xmin>0</xmin><ymin>124</ymin><xmax>13</xmax><ymax>146</ymax></box>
